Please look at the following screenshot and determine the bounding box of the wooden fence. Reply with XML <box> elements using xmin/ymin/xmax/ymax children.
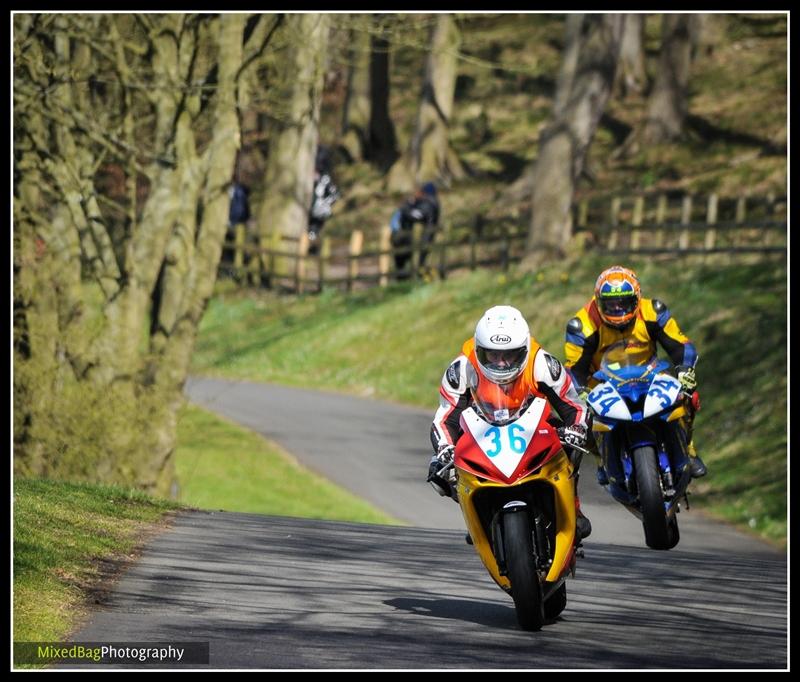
<box><xmin>219</xmin><ymin>191</ymin><xmax>786</xmax><ymax>293</ymax></box>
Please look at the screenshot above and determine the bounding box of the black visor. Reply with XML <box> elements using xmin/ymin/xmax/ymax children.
<box><xmin>599</xmin><ymin>294</ymin><xmax>638</xmax><ymax>317</ymax></box>
<box><xmin>476</xmin><ymin>345</ymin><xmax>528</xmax><ymax>372</ymax></box>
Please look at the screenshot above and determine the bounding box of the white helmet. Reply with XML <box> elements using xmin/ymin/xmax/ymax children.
<box><xmin>474</xmin><ymin>305</ymin><xmax>531</xmax><ymax>384</ymax></box>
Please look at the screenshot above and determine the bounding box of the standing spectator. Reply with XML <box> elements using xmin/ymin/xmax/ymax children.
<box><xmin>228</xmin><ymin>181</ymin><xmax>251</xmax><ymax>228</ymax></box>
<box><xmin>308</xmin><ymin>146</ymin><xmax>341</xmax><ymax>254</ymax></box>
<box><xmin>390</xmin><ymin>182</ymin><xmax>440</xmax><ymax>279</ymax></box>
<box><xmin>222</xmin><ymin>181</ymin><xmax>251</xmax><ymax>270</ymax></box>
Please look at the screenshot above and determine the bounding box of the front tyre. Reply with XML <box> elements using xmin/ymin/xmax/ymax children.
<box><xmin>503</xmin><ymin>511</ymin><xmax>545</xmax><ymax>630</ymax></box>
<box><xmin>633</xmin><ymin>446</ymin><xmax>671</xmax><ymax>550</ymax></box>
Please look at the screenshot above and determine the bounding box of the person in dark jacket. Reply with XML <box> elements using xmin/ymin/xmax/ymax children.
<box><xmin>390</xmin><ymin>182</ymin><xmax>440</xmax><ymax>278</ymax></box>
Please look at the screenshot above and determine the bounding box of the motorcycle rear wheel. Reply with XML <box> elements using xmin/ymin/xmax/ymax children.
<box><xmin>503</xmin><ymin>511</ymin><xmax>545</xmax><ymax>630</ymax></box>
<box><xmin>633</xmin><ymin>445</ymin><xmax>671</xmax><ymax>550</ymax></box>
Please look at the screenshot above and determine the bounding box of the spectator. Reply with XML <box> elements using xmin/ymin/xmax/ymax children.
<box><xmin>390</xmin><ymin>182</ymin><xmax>440</xmax><ymax>279</ymax></box>
<box><xmin>228</xmin><ymin>181</ymin><xmax>251</xmax><ymax>228</ymax></box>
<box><xmin>308</xmin><ymin>146</ymin><xmax>340</xmax><ymax>254</ymax></box>
<box><xmin>223</xmin><ymin>181</ymin><xmax>251</xmax><ymax>270</ymax></box>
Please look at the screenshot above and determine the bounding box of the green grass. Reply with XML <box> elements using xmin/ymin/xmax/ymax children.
<box><xmin>13</xmin><ymin>478</ymin><xmax>181</xmax><ymax>646</ymax></box>
<box><xmin>192</xmin><ymin>254</ymin><xmax>787</xmax><ymax>547</ymax></box>
<box><xmin>174</xmin><ymin>403</ymin><xmax>402</xmax><ymax>525</ymax></box>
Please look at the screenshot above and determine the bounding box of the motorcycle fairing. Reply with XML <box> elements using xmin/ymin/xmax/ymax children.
<box><xmin>457</xmin><ymin>397</ymin><xmax>560</xmax><ymax>483</ymax></box>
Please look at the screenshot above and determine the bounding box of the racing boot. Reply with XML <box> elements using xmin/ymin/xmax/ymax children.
<box><xmin>596</xmin><ymin>466</ymin><xmax>609</xmax><ymax>486</ymax></box>
<box><xmin>576</xmin><ymin>508</ymin><xmax>592</xmax><ymax>540</ymax></box>
<box><xmin>687</xmin><ymin>441</ymin><xmax>707</xmax><ymax>478</ymax></box>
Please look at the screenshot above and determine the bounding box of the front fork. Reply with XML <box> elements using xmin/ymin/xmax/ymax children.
<box><xmin>491</xmin><ymin>502</ymin><xmax>552</xmax><ymax>577</ymax></box>
<box><xmin>601</xmin><ymin>429</ymin><xmax>669</xmax><ymax>495</ymax></box>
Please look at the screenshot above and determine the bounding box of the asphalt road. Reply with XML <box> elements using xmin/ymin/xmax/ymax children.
<box><xmin>72</xmin><ymin>512</ymin><xmax>785</xmax><ymax>669</ymax></box>
<box><xmin>183</xmin><ymin>377</ymin><xmax>779</xmax><ymax>555</ymax></box>
<box><xmin>65</xmin><ymin>376</ymin><xmax>786</xmax><ymax>670</ymax></box>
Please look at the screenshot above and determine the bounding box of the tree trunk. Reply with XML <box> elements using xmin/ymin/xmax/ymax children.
<box><xmin>367</xmin><ymin>21</ymin><xmax>399</xmax><ymax>171</ymax></box>
<box><xmin>388</xmin><ymin>14</ymin><xmax>464</xmax><ymax>191</ymax></box>
<box><xmin>616</xmin><ymin>13</ymin><xmax>648</xmax><ymax>97</ymax></box>
<box><xmin>689</xmin><ymin>13</ymin><xmax>719</xmax><ymax>60</ymax></box>
<box><xmin>526</xmin><ymin>14</ymin><xmax>623</xmax><ymax>261</ymax></box>
<box><xmin>341</xmin><ymin>24</ymin><xmax>371</xmax><ymax>162</ymax></box>
<box><xmin>14</xmin><ymin>14</ymin><xmax>248</xmax><ymax>495</ymax></box>
<box><xmin>145</xmin><ymin>14</ymin><xmax>246</xmax><ymax>495</ymax></box>
<box><xmin>641</xmin><ymin>14</ymin><xmax>692</xmax><ymax>144</ymax></box>
<box><xmin>553</xmin><ymin>14</ymin><xmax>584</xmax><ymax>118</ymax></box>
<box><xmin>257</xmin><ymin>14</ymin><xmax>330</xmax><ymax>279</ymax></box>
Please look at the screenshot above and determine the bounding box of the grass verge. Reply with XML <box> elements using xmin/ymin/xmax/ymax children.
<box><xmin>174</xmin><ymin>403</ymin><xmax>402</xmax><ymax>525</ymax></box>
<box><xmin>13</xmin><ymin>478</ymin><xmax>181</xmax><ymax>653</ymax></box>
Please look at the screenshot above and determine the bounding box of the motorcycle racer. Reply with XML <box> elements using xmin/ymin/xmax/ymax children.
<box><xmin>564</xmin><ymin>265</ymin><xmax>706</xmax><ymax>485</ymax></box>
<box><xmin>428</xmin><ymin>305</ymin><xmax>593</xmax><ymax>540</ymax></box>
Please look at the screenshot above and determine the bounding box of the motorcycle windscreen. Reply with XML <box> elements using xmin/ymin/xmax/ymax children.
<box><xmin>469</xmin><ymin>379</ymin><xmax>530</xmax><ymax>426</ymax></box>
<box><xmin>600</xmin><ymin>339</ymin><xmax>660</xmax><ymax>380</ymax></box>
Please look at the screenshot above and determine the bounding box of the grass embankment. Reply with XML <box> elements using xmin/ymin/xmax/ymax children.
<box><xmin>174</xmin><ymin>403</ymin><xmax>401</xmax><ymax>525</ymax></box>
<box><xmin>191</xmin><ymin>254</ymin><xmax>787</xmax><ymax>546</ymax></box>
<box><xmin>13</xmin><ymin>478</ymin><xmax>181</xmax><ymax>646</ymax></box>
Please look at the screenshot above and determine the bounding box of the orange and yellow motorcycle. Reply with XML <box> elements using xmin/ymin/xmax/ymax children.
<box><xmin>440</xmin><ymin>386</ymin><xmax>583</xmax><ymax>631</ymax></box>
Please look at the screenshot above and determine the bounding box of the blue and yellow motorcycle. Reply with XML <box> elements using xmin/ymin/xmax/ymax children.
<box><xmin>586</xmin><ymin>340</ymin><xmax>694</xmax><ymax>550</ymax></box>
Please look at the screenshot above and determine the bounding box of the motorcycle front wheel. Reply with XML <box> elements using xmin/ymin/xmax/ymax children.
<box><xmin>503</xmin><ymin>511</ymin><xmax>545</xmax><ymax>630</ymax></box>
<box><xmin>633</xmin><ymin>445</ymin><xmax>671</xmax><ymax>550</ymax></box>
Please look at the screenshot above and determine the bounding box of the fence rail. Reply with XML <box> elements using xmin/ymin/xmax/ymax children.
<box><xmin>220</xmin><ymin>191</ymin><xmax>787</xmax><ymax>293</ymax></box>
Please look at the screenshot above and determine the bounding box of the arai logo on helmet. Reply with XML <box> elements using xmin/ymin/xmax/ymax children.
<box><xmin>490</xmin><ymin>334</ymin><xmax>512</xmax><ymax>344</ymax></box>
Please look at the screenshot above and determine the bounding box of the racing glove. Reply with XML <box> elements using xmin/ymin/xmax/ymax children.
<box><xmin>427</xmin><ymin>444</ymin><xmax>455</xmax><ymax>497</ymax></box>
<box><xmin>676</xmin><ymin>365</ymin><xmax>697</xmax><ymax>395</ymax></box>
<box><xmin>557</xmin><ymin>424</ymin><xmax>587</xmax><ymax>449</ymax></box>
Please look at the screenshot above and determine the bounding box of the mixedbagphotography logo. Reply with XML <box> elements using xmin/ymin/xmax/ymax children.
<box><xmin>14</xmin><ymin>642</ymin><xmax>210</xmax><ymax>666</ymax></box>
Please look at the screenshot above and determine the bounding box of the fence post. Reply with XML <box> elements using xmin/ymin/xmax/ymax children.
<box><xmin>318</xmin><ymin>236</ymin><xmax>331</xmax><ymax>293</ymax></box>
<box><xmin>470</xmin><ymin>218</ymin><xmax>479</xmax><ymax>270</ymax></box>
<box><xmin>378</xmin><ymin>227</ymin><xmax>392</xmax><ymax>287</ymax></box>
<box><xmin>411</xmin><ymin>223</ymin><xmax>423</xmax><ymax>280</ymax></box>
<box><xmin>655</xmin><ymin>194</ymin><xmax>667</xmax><ymax>249</ymax></box>
<box><xmin>679</xmin><ymin>194</ymin><xmax>693</xmax><ymax>250</ymax></box>
<box><xmin>296</xmin><ymin>232</ymin><xmax>309</xmax><ymax>294</ymax></box>
<box><xmin>631</xmin><ymin>196</ymin><xmax>644</xmax><ymax>251</ymax></box>
<box><xmin>761</xmin><ymin>193</ymin><xmax>776</xmax><ymax>247</ymax></box>
<box><xmin>733</xmin><ymin>194</ymin><xmax>747</xmax><ymax>249</ymax></box>
<box><xmin>735</xmin><ymin>195</ymin><xmax>747</xmax><ymax>223</ymax></box>
<box><xmin>233</xmin><ymin>224</ymin><xmax>246</xmax><ymax>274</ymax></box>
<box><xmin>438</xmin><ymin>220</ymin><xmax>451</xmax><ymax>280</ymax></box>
<box><xmin>607</xmin><ymin>197</ymin><xmax>621</xmax><ymax>250</ymax></box>
<box><xmin>348</xmin><ymin>229</ymin><xmax>363</xmax><ymax>292</ymax></box>
<box><xmin>704</xmin><ymin>193</ymin><xmax>718</xmax><ymax>251</ymax></box>
<box><xmin>265</xmin><ymin>229</ymin><xmax>282</xmax><ymax>287</ymax></box>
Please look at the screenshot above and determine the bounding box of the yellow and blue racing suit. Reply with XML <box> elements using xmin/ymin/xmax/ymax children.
<box><xmin>564</xmin><ymin>297</ymin><xmax>700</xmax><ymax>468</ymax></box>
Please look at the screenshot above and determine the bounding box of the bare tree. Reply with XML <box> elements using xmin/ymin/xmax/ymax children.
<box><xmin>367</xmin><ymin>17</ymin><xmax>399</xmax><ymax>170</ymax></box>
<box><xmin>526</xmin><ymin>14</ymin><xmax>624</xmax><ymax>260</ymax></box>
<box><xmin>616</xmin><ymin>13</ymin><xmax>648</xmax><ymax>97</ymax></box>
<box><xmin>256</xmin><ymin>14</ymin><xmax>330</xmax><ymax>277</ymax></box>
<box><xmin>388</xmin><ymin>14</ymin><xmax>464</xmax><ymax>191</ymax></box>
<box><xmin>641</xmin><ymin>14</ymin><xmax>693</xmax><ymax>144</ymax></box>
<box><xmin>340</xmin><ymin>15</ymin><xmax>398</xmax><ymax>170</ymax></box>
<box><xmin>341</xmin><ymin>20</ymin><xmax>372</xmax><ymax>162</ymax></box>
<box><xmin>14</xmin><ymin>13</ymin><xmax>251</xmax><ymax>493</ymax></box>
